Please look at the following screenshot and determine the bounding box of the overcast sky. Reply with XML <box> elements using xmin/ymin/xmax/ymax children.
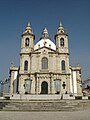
<box><xmin>0</xmin><ymin>0</ymin><xmax>90</xmax><ymax>81</ymax></box>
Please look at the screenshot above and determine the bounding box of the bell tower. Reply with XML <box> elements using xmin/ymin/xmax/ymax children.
<box><xmin>20</xmin><ymin>22</ymin><xmax>35</xmax><ymax>73</ymax></box>
<box><xmin>55</xmin><ymin>22</ymin><xmax>69</xmax><ymax>54</ymax></box>
<box><xmin>21</xmin><ymin>22</ymin><xmax>35</xmax><ymax>54</ymax></box>
<box><xmin>55</xmin><ymin>22</ymin><xmax>70</xmax><ymax>94</ymax></box>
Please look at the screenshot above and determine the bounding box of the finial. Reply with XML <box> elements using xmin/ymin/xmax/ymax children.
<box><xmin>25</xmin><ymin>21</ymin><xmax>32</xmax><ymax>31</ymax></box>
<box><xmin>28</xmin><ymin>21</ymin><xmax>30</xmax><ymax>27</ymax></box>
<box><xmin>60</xmin><ymin>21</ymin><xmax>63</xmax><ymax>27</ymax></box>
<box><xmin>43</xmin><ymin>27</ymin><xmax>48</xmax><ymax>33</ymax></box>
<box><xmin>77</xmin><ymin>63</ymin><xmax>80</xmax><ymax>67</ymax></box>
<box><xmin>42</xmin><ymin>27</ymin><xmax>49</xmax><ymax>38</ymax></box>
<box><xmin>11</xmin><ymin>63</ymin><xmax>15</xmax><ymax>68</ymax></box>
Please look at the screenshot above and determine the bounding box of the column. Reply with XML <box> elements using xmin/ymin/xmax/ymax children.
<box><xmin>66</xmin><ymin>75</ymin><xmax>70</xmax><ymax>94</ymax></box>
<box><xmin>36</xmin><ymin>77</ymin><xmax>39</xmax><ymax>94</ymax></box>
<box><xmin>10</xmin><ymin>71</ymin><xmax>14</xmax><ymax>96</ymax></box>
<box><xmin>50</xmin><ymin>73</ymin><xmax>54</xmax><ymax>94</ymax></box>
<box><xmin>50</xmin><ymin>75</ymin><xmax>52</xmax><ymax>94</ymax></box>
<box><xmin>38</xmin><ymin>77</ymin><xmax>40</xmax><ymax>94</ymax></box>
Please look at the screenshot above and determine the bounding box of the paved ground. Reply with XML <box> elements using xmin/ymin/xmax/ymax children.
<box><xmin>0</xmin><ymin>109</ymin><xmax>90</xmax><ymax>120</ymax></box>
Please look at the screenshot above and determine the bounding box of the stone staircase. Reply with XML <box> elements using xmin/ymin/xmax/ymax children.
<box><xmin>0</xmin><ymin>100</ymin><xmax>90</xmax><ymax>111</ymax></box>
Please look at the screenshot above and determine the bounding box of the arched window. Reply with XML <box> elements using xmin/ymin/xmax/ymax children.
<box><xmin>25</xmin><ymin>38</ymin><xmax>29</xmax><ymax>47</ymax></box>
<box><xmin>42</xmin><ymin>57</ymin><xmax>48</xmax><ymax>69</ymax></box>
<box><xmin>61</xmin><ymin>60</ymin><xmax>65</xmax><ymax>71</ymax></box>
<box><xmin>60</xmin><ymin>38</ymin><xmax>64</xmax><ymax>47</ymax></box>
<box><xmin>24</xmin><ymin>61</ymin><xmax>28</xmax><ymax>71</ymax></box>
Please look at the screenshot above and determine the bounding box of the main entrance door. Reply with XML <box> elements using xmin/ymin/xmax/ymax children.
<box><xmin>41</xmin><ymin>81</ymin><xmax>48</xmax><ymax>94</ymax></box>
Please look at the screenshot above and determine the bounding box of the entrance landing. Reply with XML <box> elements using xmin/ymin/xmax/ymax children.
<box><xmin>10</xmin><ymin>94</ymin><xmax>61</xmax><ymax>100</ymax></box>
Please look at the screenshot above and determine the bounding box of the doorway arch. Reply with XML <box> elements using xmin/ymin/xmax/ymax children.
<box><xmin>41</xmin><ymin>81</ymin><xmax>48</xmax><ymax>94</ymax></box>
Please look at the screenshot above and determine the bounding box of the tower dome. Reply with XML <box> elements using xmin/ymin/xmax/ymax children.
<box><xmin>22</xmin><ymin>21</ymin><xmax>34</xmax><ymax>36</ymax></box>
<box><xmin>56</xmin><ymin>21</ymin><xmax>67</xmax><ymax>35</ymax></box>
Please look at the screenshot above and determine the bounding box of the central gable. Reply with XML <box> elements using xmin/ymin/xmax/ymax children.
<box><xmin>33</xmin><ymin>46</ymin><xmax>56</xmax><ymax>54</ymax></box>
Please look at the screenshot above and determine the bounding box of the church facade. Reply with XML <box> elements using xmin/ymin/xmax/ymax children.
<box><xmin>9</xmin><ymin>22</ymin><xmax>82</xmax><ymax>97</ymax></box>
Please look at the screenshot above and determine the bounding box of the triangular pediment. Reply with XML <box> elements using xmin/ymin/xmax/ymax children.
<box><xmin>33</xmin><ymin>46</ymin><xmax>56</xmax><ymax>54</ymax></box>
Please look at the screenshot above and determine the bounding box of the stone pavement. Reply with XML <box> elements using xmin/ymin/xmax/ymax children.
<box><xmin>0</xmin><ymin>109</ymin><xmax>90</xmax><ymax>120</ymax></box>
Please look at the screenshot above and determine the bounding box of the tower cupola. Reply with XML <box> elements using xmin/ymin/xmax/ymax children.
<box><xmin>42</xmin><ymin>27</ymin><xmax>49</xmax><ymax>38</ymax></box>
<box><xmin>25</xmin><ymin>22</ymin><xmax>32</xmax><ymax>31</ymax></box>
<box><xmin>40</xmin><ymin>27</ymin><xmax>50</xmax><ymax>40</ymax></box>
<box><xmin>22</xmin><ymin>22</ymin><xmax>35</xmax><ymax>39</ymax></box>
<box><xmin>56</xmin><ymin>22</ymin><xmax>68</xmax><ymax>36</ymax></box>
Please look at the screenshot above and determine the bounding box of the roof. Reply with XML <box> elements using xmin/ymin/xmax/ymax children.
<box><xmin>34</xmin><ymin>27</ymin><xmax>56</xmax><ymax>50</ymax></box>
<box><xmin>34</xmin><ymin>38</ymin><xmax>56</xmax><ymax>50</ymax></box>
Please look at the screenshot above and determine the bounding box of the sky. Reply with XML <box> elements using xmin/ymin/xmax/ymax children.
<box><xmin>0</xmin><ymin>0</ymin><xmax>90</xmax><ymax>81</ymax></box>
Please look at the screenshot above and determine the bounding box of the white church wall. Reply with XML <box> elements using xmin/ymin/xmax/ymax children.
<box><xmin>69</xmin><ymin>69</ymin><xmax>73</xmax><ymax>94</ymax></box>
<box><xmin>14</xmin><ymin>71</ymin><xmax>18</xmax><ymax>80</ymax></box>
<box><xmin>73</xmin><ymin>71</ymin><xmax>77</xmax><ymax>94</ymax></box>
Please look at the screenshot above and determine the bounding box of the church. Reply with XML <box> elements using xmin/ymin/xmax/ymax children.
<box><xmin>9</xmin><ymin>22</ymin><xmax>82</xmax><ymax>98</ymax></box>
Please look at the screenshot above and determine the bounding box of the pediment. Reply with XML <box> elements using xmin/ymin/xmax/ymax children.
<box><xmin>33</xmin><ymin>46</ymin><xmax>56</xmax><ymax>54</ymax></box>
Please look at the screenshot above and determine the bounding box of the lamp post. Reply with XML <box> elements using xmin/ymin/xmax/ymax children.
<box><xmin>0</xmin><ymin>81</ymin><xmax>4</xmax><ymax>96</ymax></box>
<box><xmin>0</xmin><ymin>79</ymin><xmax>10</xmax><ymax>97</ymax></box>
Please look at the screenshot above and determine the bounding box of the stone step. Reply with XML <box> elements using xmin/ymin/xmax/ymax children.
<box><xmin>1</xmin><ymin>100</ymin><xmax>90</xmax><ymax>111</ymax></box>
<box><xmin>5</xmin><ymin>102</ymin><xmax>67</xmax><ymax>107</ymax></box>
<box><xmin>2</xmin><ymin>106</ymin><xmax>79</xmax><ymax>111</ymax></box>
<box><xmin>2</xmin><ymin>103</ymin><xmax>73</xmax><ymax>111</ymax></box>
<box><xmin>3</xmin><ymin>106</ymin><xmax>73</xmax><ymax>111</ymax></box>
